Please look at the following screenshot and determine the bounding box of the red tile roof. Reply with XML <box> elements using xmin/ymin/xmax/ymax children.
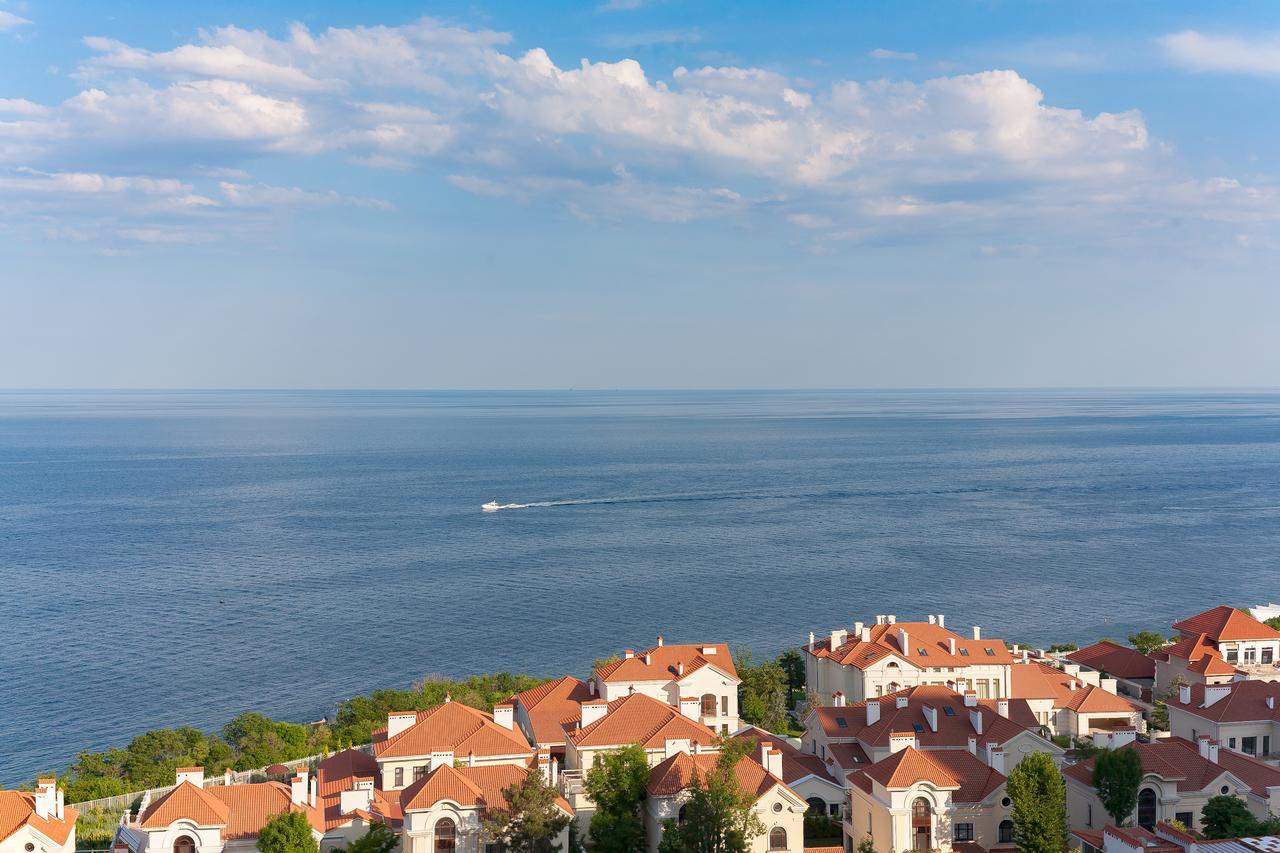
<box><xmin>850</xmin><ymin>747</ymin><xmax>1005</xmax><ymax>803</ymax></box>
<box><xmin>646</xmin><ymin>751</ymin><xmax>785</xmax><ymax>799</ymax></box>
<box><xmin>568</xmin><ymin>693</ymin><xmax>719</xmax><ymax>749</ymax></box>
<box><xmin>140</xmin><ymin>781</ymin><xmax>322</xmax><ymax>838</ymax></box>
<box><xmin>509</xmin><ymin>676</ymin><xmax>595</xmax><ymax>746</ymax></box>
<box><xmin>400</xmin><ymin>764</ymin><xmax>571</xmax><ymax>816</ymax></box>
<box><xmin>315</xmin><ymin>749</ymin><xmax>396</xmax><ymax>831</ymax></box>
<box><xmin>0</xmin><ymin>791</ymin><xmax>79</xmax><ymax>845</ymax></box>
<box><xmin>1166</xmin><ymin>681</ymin><xmax>1280</xmax><ymax>723</ymax></box>
<box><xmin>733</xmin><ymin>727</ymin><xmax>836</xmax><ymax>784</ymax></box>
<box><xmin>372</xmin><ymin>701</ymin><xmax>534</xmax><ymax>760</ymax></box>
<box><xmin>1066</xmin><ymin>641</ymin><xmax>1156</xmax><ymax>680</ymax></box>
<box><xmin>1063</xmin><ymin>740</ymin><xmax>1250</xmax><ymax>795</ymax></box>
<box><xmin>1173</xmin><ymin>606</ymin><xmax>1280</xmax><ymax>643</ymax></box>
<box><xmin>139</xmin><ymin>781</ymin><xmax>230</xmax><ymax>828</ymax></box>
<box><xmin>811</xmin><ymin>686</ymin><xmax>1043</xmax><ymax>749</ymax></box>
<box><xmin>1010</xmin><ymin>662</ymin><xmax>1141</xmax><ymax>714</ymax></box>
<box><xmin>596</xmin><ymin>643</ymin><xmax>738</xmax><ymax>683</ymax></box>
<box><xmin>807</xmin><ymin>622</ymin><xmax>1014</xmax><ymax>670</ymax></box>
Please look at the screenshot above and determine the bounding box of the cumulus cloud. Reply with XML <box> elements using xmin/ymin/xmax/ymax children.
<box><xmin>1160</xmin><ymin>30</ymin><xmax>1280</xmax><ymax>76</ymax></box>
<box><xmin>0</xmin><ymin>10</ymin><xmax>31</xmax><ymax>31</ymax></box>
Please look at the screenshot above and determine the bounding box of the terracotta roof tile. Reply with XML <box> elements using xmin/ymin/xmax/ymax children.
<box><xmin>208</xmin><ymin>783</ymin><xmax>323</xmax><ymax>839</ymax></box>
<box><xmin>510</xmin><ymin>677</ymin><xmax>595</xmax><ymax>746</ymax></box>
<box><xmin>139</xmin><ymin>781</ymin><xmax>230</xmax><ymax>828</ymax></box>
<box><xmin>733</xmin><ymin>727</ymin><xmax>836</xmax><ymax>784</ymax></box>
<box><xmin>646</xmin><ymin>752</ymin><xmax>784</xmax><ymax>799</ymax></box>
<box><xmin>851</xmin><ymin>748</ymin><xmax>1004</xmax><ymax>803</ymax></box>
<box><xmin>811</xmin><ymin>686</ymin><xmax>1045</xmax><ymax>750</ymax></box>
<box><xmin>1066</xmin><ymin>642</ymin><xmax>1156</xmax><ymax>680</ymax></box>
<box><xmin>806</xmin><ymin>622</ymin><xmax>1014</xmax><ymax>671</ymax></box>
<box><xmin>372</xmin><ymin>701</ymin><xmax>534</xmax><ymax>760</ymax></box>
<box><xmin>1166</xmin><ymin>681</ymin><xmax>1280</xmax><ymax>724</ymax></box>
<box><xmin>569</xmin><ymin>693</ymin><xmax>719</xmax><ymax>749</ymax></box>
<box><xmin>400</xmin><ymin>765</ymin><xmax>570</xmax><ymax>816</ymax></box>
<box><xmin>596</xmin><ymin>643</ymin><xmax>737</xmax><ymax>683</ymax></box>
<box><xmin>1063</xmin><ymin>740</ymin><xmax>1255</xmax><ymax>795</ymax></box>
<box><xmin>1173</xmin><ymin>606</ymin><xmax>1280</xmax><ymax>643</ymax></box>
<box><xmin>0</xmin><ymin>791</ymin><xmax>79</xmax><ymax>845</ymax></box>
<box><xmin>1010</xmin><ymin>662</ymin><xmax>1141</xmax><ymax>714</ymax></box>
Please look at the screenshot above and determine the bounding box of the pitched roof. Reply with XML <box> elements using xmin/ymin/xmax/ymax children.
<box><xmin>207</xmin><ymin>783</ymin><xmax>324</xmax><ymax>838</ymax></box>
<box><xmin>1173</xmin><ymin>606</ymin><xmax>1280</xmax><ymax>643</ymax></box>
<box><xmin>1067</xmin><ymin>641</ymin><xmax>1156</xmax><ymax>680</ymax></box>
<box><xmin>1166</xmin><ymin>681</ymin><xmax>1280</xmax><ymax>724</ymax></box>
<box><xmin>806</xmin><ymin>621</ymin><xmax>1014</xmax><ymax>671</ymax></box>
<box><xmin>1167</xmin><ymin>737</ymin><xmax>1280</xmax><ymax>798</ymax></box>
<box><xmin>509</xmin><ymin>676</ymin><xmax>595</xmax><ymax>746</ymax></box>
<box><xmin>1010</xmin><ymin>662</ymin><xmax>1142</xmax><ymax>714</ymax></box>
<box><xmin>568</xmin><ymin>693</ymin><xmax>719</xmax><ymax>749</ymax></box>
<box><xmin>646</xmin><ymin>751</ymin><xmax>788</xmax><ymax>800</ymax></box>
<box><xmin>139</xmin><ymin>781</ymin><xmax>230</xmax><ymax>828</ymax></box>
<box><xmin>850</xmin><ymin>747</ymin><xmax>1004</xmax><ymax>803</ymax></box>
<box><xmin>400</xmin><ymin>764</ymin><xmax>571</xmax><ymax>816</ymax></box>
<box><xmin>1063</xmin><ymin>741</ymin><xmax>1243</xmax><ymax>794</ymax></box>
<box><xmin>315</xmin><ymin>749</ymin><xmax>398</xmax><ymax>831</ymax></box>
<box><xmin>595</xmin><ymin>643</ymin><xmax>738</xmax><ymax>683</ymax></box>
<box><xmin>733</xmin><ymin>727</ymin><xmax>836</xmax><ymax>784</ymax></box>
<box><xmin>372</xmin><ymin>701</ymin><xmax>534</xmax><ymax>759</ymax></box>
<box><xmin>0</xmin><ymin>791</ymin><xmax>79</xmax><ymax>845</ymax></box>
<box><xmin>811</xmin><ymin>686</ymin><xmax>1043</xmax><ymax>749</ymax></box>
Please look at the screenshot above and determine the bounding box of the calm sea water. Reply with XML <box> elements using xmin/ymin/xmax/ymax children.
<box><xmin>2</xmin><ymin>389</ymin><xmax>1279</xmax><ymax>784</ymax></box>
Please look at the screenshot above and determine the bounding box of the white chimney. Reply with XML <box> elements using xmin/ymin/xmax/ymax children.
<box><xmin>657</xmin><ymin>634</ymin><xmax>664</xmax><ymax>647</ymax></box>
<box><xmin>677</xmin><ymin>661</ymin><xmax>685</xmax><ymax>677</ymax></box>
<box><xmin>493</xmin><ymin>704</ymin><xmax>515</xmax><ymax>730</ymax></box>
<box><xmin>387</xmin><ymin>712</ymin><xmax>417</xmax><ymax>739</ymax></box>
<box><xmin>830</xmin><ymin>629</ymin><xmax>848</xmax><ymax>649</ymax></box>
<box><xmin>291</xmin><ymin>771</ymin><xmax>309</xmax><ymax>806</ymax></box>
<box><xmin>1268</xmin><ymin>696</ymin><xmax>1276</xmax><ymax>710</ymax></box>
<box><xmin>679</xmin><ymin>696</ymin><xmax>701</xmax><ymax>720</ymax></box>
<box><xmin>1109</xmin><ymin>727</ymin><xmax>1137</xmax><ymax>749</ymax></box>
<box><xmin>833</xmin><ymin>691</ymin><xmax>846</xmax><ymax>707</ymax></box>
<box><xmin>888</xmin><ymin>615</ymin><xmax>897</xmax><ymax>625</ymax></box>
<box><xmin>1101</xmin><ymin>678</ymin><xmax>1118</xmax><ymax>695</ymax></box>
<box><xmin>896</xmin><ymin>695</ymin><xmax>909</xmax><ymax>710</ymax></box>
<box><xmin>972</xmin><ymin>626</ymin><xmax>982</xmax><ymax>641</ymax></box>
<box><xmin>581</xmin><ymin>700</ymin><xmax>609</xmax><ymax>727</ymax></box>
<box><xmin>928</xmin><ymin>614</ymin><xmax>937</xmax><ymax>625</ymax></box>
<box><xmin>866</xmin><ymin>700</ymin><xmax>881</xmax><ymax>725</ymax></box>
<box><xmin>1198</xmin><ymin>735</ymin><xmax>1212</xmax><ymax>759</ymax></box>
<box><xmin>702</xmin><ymin>646</ymin><xmax>717</xmax><ymax>655</ymax></box>
<box><xmin>922</xmin><ymin>705</ymin><xmax>938</xmax><ymax>732</ymax></box>
<box><xmin>898</xmin><ymin>628</ymin><xmax>910</xmax><ymax>657</ymax></box>
<box><xmin>861</xmin><ymin>627</ymin><xmax>872</xmax><ymax>643</ymax></box>
<box><xmin>1204</xmin><ymin>684</ymin><xmax>1231</xmax><ymax>707</ymax></box>
<box><xmin>937</xmin><ymin>614</ymin><xmax>946</xmax><ymax>628</ymax></box>
<box><xmin>175</xmin><ymin>767</ymin><xmax>205</xmax><ymax>788</ymax></box>
<box><xmin>889</xmin><ymin>732</ymin><xmax>916</xmax><ymax>753</ymax></box>
<box><xmin>643</xmin><ymin>653</ymin><xmax>652</xmax><ymax>666</ymax></box>
<box><xmin>967</xmin><ymin>735</ymin><xmax>977</xmax><ymax>755</ymax></box>
<box><xmin>996</xmin><ymin>698</ymin><xmax>1010</xmax><ymax>718</ymax></box>
<box><xmin>963</xmin><ymin>691</ymin><xmax>978</xmax><ymax>708</ymax></box>
<box><xmin>309</xmin><ymin>775</ymin><xmax>317</xmax><ymax>807</ymax></box>
<box><xmin>468</xmin><ymin>751</ymin><xmax>475</xmax><ymax>767</ymax></box>
<box><xmin>223</xmin><ymin>767</ymin><xmax>233</xmax><ymax>786</ymax></box>
<box><xmin>1069</xmin><ymin>680</ymin><xmax>1079</xmax><ymax>692</ymax></box>
<box><xmin>948</xmin><ymin>638</ymin><xmax>957</xmax><ymax>656</ymax></box>
<box><xmin>33</xmin><ymin>780</ymin><xmax>55</xmax><ymax>820</ymax></box>
<box><xmin>761</xmin><ymin>743</ymin><xmax>783</xmax><ymax>779</ymax></box>
<box><xmin>854</xmin><ymin>621</ymin><xmax>865</xmax><ymax>636</ymax></box>
<box><xmin>589</xmin><ymin>680</ymin><xmax>597</xmax><ymax>697</ymax></box>
<box><xmin>1209</xmin><ymin>741</ymin><xmax>1220</xmax><ymax>763</ymax></box>
<box><xmin>664</xmin><ymin>738</ymin><xmax>691</xmax><ymax>759</ymax></box>
<box><xmin>623</xmin><ymin>649</ymin><xmax>635</xmax><ymax>659</ymax></box>
<box><xmin>1179</xmin><ymin>684</ymin><xmax>1191</xmax><ymax>704</ymax></box>
<box><xmin>1063</xmin><ymin>664</ymin><xmax>1082</xmax><ymax>677</ymax></box>
<box><xmin>429</xmin><ymin>751</ymin><xmax>454</xmax><ymax>772</ymax></box>
<box><xmin>808</xmin><ymin>632</ymin><xmax>815</xmax><ymax>652</ymax></box>
<box><xmin>987</xmin><ymin>745</ymin><xmax>1005</xmax><ymax>775</ymax></box>
<box><xmin>56</xmin><ymin>788</ymin><xmax>64</xmax><ymax>821</ymax></box>
<box><xmin>970</xmin><ymin>709</ymin><xmax>984</xmax><ymax>735</ymax></box>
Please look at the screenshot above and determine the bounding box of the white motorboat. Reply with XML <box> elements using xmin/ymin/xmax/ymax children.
<box><xmin>482</xmin><ymin>500</ymin><xmax>502</xmax><ymax>512</ymax></box>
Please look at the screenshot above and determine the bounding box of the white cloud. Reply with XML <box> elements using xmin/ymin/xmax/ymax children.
<box><xmin>0</xmin><ymin>10</ymin><xmax>31</xmax><ymax>31</ymax></box>
<box><xmin>869</xmin><ymin>48</ymin><xmax>918</xmax><ymax>61</ymax></box>
<box><xmin>0</xmin><ymin>98</ymin><xmax>49</xmax><ymax>115</ymax></box>
<box><xmin>81</xmin><ymin>36</ymin><xmax>337</xmax><ymax>91</ymax></box>
<box><xmin>1160</xmin><ymin>30</ymin><xmax>1280</xmax><ymax>76</ymax></box>
<box><xmin>219</xmin><ymin>181</ymin><xmax>392</xmax><ymax>209</ymax></box>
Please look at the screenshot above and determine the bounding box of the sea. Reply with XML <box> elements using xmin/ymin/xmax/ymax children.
<box><xmin>2</xmin><ymin>389</ymin><xmax>1279</xmax><ymax>785</ymax></box>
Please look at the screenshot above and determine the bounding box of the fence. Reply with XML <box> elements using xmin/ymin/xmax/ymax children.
<box><xmin>70</xmin><ymin>744</ymin><xmax>372</xmax><ymax>813</ymax></box>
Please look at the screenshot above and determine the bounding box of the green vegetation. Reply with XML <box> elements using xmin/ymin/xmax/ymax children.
<box><xmin>1093</xmin><ymin>748</ymin><xmax>1143</xmax><ymax>826</ymax></box>
<box><xmin>1201</xmin><ymin>795</ymin><xmax>1280</xmax><ymax>838</ymax></box>
<box><xmin>1149</xmin><ymin>676</ymin><xmax>1188</xmax><ymax>732</ymax></box>
<box><xmin>481</xmin><ymin>770</ymin><xmax>571</xmax><ymax>853</ymax></box>
<box><xmin>655</xmin><ymin>737</ymin><xmax>764</xmax><ymax>853</ymax></box>
<box><xmin>733</xmin><ymin>649</ymin><xmax>798</xmax><ymax>735</ymax></box>
<box><xmin>584</xmin><ymin>744</ymin><xmax>650</xmax><ymax>853</ymax></box>
<box><xmin>1006</xmin><ymin>752</ymin><xmax>1068</xmax><ymax>853</ymax></box>
<box><xmin>1047</xmin><ymin>643</ymin><xmax>1078</xmax><ymax>654</ymax></box>
<box><xmin>856</xmin><ymin>837</ymin><xmax>877</xmax><ymax>853</ymax></box>
<box><xmin>1127</xmin><ymin>631</ymin><xmax>1167</xmax><ymax>655</ymax></box>
<box><xmin>224</xmin><ymin>713</ymin><xmax>330</xmax><ymax>772</ymax></box>
<box><xmin>1265</xmin><ymin>616</ymin><xmax>1280</xmax><ymax>632</ymax></box>
<box><xmin>802</xmin><ymin>813</ymin><xmax>842</xmax><ymax>846</ymax></box>
<box><xmin>339</xmin><ymin>823</ymin><xmax>400</xmax><ymax>853</ymax></box>
<box><xmin>74</xmin><ymin>806</ymin><xmax>128</xmax><ymax>848</ymax></box>
<box><xmin>257</xmin><ymin>811</ymin><xmax>319</xmax><ymax>853</ymax></box>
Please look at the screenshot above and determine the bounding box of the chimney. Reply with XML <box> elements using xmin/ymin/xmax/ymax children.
<box><xmin>888</xmin><ymin>615</ymin><xmax>897</xmax><ymax>625</ymax></box>
<box><xmin>922</xmin><ymin>705</ymin><xmax>938</xmax><ymax>732</ymax></box>
<box><xmin>963</xmin><ymin>690</ymin><xmax>978</xmax><ymax>708</ymax></box>
<box><xmin>387</xmin><ymin>712</ymin><xmax>417</xmax><ymax>739</ymax></box>
<box><xmin>623</xmin><ymin>649</ymin><xmax>635</xmax><ymax>659</ymax></box>
<box><xmin>1208</xmin><ymin>740</ymin><xmax>1220</xmax><ymax>763</ymax></box>
<box><xmin>937</xmin><ymin>614</ymin><xmax>946</xmax><ymax>628</ymax></box>
<box><xmin>1100</xmin><ymin>678</ymin><xmax>1118</xmax><ymax>695</ymax></box>
<box><xmin>967</xmin><ymin>735</ymin><xmax>977</xmax><ymax>755</ymax></box>
<box><xmin>1063</xmin><ymin>664</ymin><xmax>1082</xmax><ymax>677</ymax></box>
<box><xmin>679</xmin><ymin>696</ymin><xmax>701</xmax><ymax>720</ymax></box>
<box><xmin>657</xmin><ymin>634</ymin><xmax>664</xmax><ymax>647</ymax></box>
<box><xmin>664</xmin><ymin>738</ymin><xmax>690</xmax><ymax>759</ymax></box>
<box><xmin>589</xmin><ymin>680</ymin><xmax>597</xmax><ymax>697</ymax></box>
<box><xmin>468</xmin><ymin>751</ymin><xmax>476</xmax><ymax>767</ymax></box>
<box><xmin>876</xmin><ymin>615</ymin><xmax>885</xmax><ymax>625</ymax></box>
<box><xmin>861</xmin><ymin>627</ymin><xmax>872</xmax><ymax>643</ymax></box>
<box><xmin>175</xmin><ymin>767</ymin><xmax>205</xmax><ymax>788</ymax></box>
<box><xmin>972</xmin><ymin>626</ymin><xmax>982</xmax><ymax>641</ymax></box>
<box><xmin>429</xmin><ymin>751</ymin><xmax>454</xmax><ymax>772</ymax></box>
<box><xmin>581</xmin><ymin>700</ymin><xmax>609</xmax><ymax>727</ymax></box>
<box><xmin>33</xmin><ymin>780</ymin><xmax>55</xmax><ymax>820</ymax></box>
<box><xmin>854</xmin><ymin>621</ymin><xmax>865</xmax><ymax>637</ymax></box>
<box><xmin>866</xmin><ymin>700</ymin><xmax>881</xmax><ymax>726</ymax></box>
<box><xmin>761</xmin><ymin>743</ymin><xmax>783</xmax><ymax>779</ymax></box>
<box><xmin>808</xmin><ymin>632</ymin><xmax>815</xmax><ymax>652</ymax></box>
<box><xmin>224</xmin><ymin>767</ymin><xmax>233</xmax><ymax>786</ymax></box>
<box><xmin>340</xmin><ymin>782</ymin><xmax>374</xmax><ymax>816</ymax></box>
<box><xmin>928</xmin><ymin>615</ymin><xmax>937</xmax><ymax>625</ymax></box>
<box><xmin>1204</xmin><ymin>684</ymin><xmax>1231</xmax><ymax>707</ymax></box>
<box><xmin>56</xmin><ymin>788</ymin><xmax>65</xmax><ymax>821</ymax></box>
<box><xmin>1109</xmin><ymin>727</ymin><xmax>1137</xmax><ymax>750</ymax></box>
<box><xmin>309</xmin><ymin>774</ymin><xmax>317</xmax><ymax>808</ymax></box>
<box><xmin>677</xmin><ymin>662</ymin><xmax>685</xmax><ymax>677</ymax></box>
<box><xmin>493</xmin><ymin>703</ymin><xmax>515</xmax><ymax>730</ymax></box>
<box><xmin>1198</xmin><ymin>735</ymin><xmax>1212</xmax><ymax>759</ymax></box>
<box><xmin>895</xmin><ymin>695</ymin><xmax>909</xmax><ymax>710</ymax></box>
<box><xmin>643</xmin><ymin>652</ymin><xmax>652</xmax><ymax>666</ymax></box>
<box><xmin>898</xmin><ymin>628</ymin><xmax>910</xmax><ymax>657</ymax></box>
<box><xmin>1179</xmin><ymin>684</ymin><xmax>1191</xmax><ymax>704</ymax></box>
<box><xmin>1069</xmin><ymin>680</ymin><xmax>1079</xmax><ymax>692</ymax></box>
<box><xmin>1022</xmin><ymin>649</ymin><xmax>1031</xmax><ymax>663</ymax></box>
<box><xmin>987</xmin><ymin>745</ymin><xmax>1005</xmax><ymax>775</ymax></box>
<box><xmin>970</xmin><ymin>709</ymin><xmax>984</xmax><ymax>735</ymax></box>
<box><xmin>948</xmin><ymin>638</ymin><xmax>957</xmax><ymax>656</ymax></box>
<box><xmin>832</xmin><ymin>691</ymin><xmax>846</xmax><ymax>707</ymax></box>
<box><xmin>291</xmin><ymin>771</ymin><xmax>309</xmax><ymax>806</ymax></box>
<box><xmin>996</xmin><ymin>698</ymin><xmax>1010</xmax><ymax>718</ymax></box>
<box><xmin>888</xmin><ymin>732</ymin><xmax>915</xmax><ymax>754</ymax></box>
<box><xmin>830</xmin><ymin>629</ymin><xmax>848</xmax><ymax>649</ymax></box>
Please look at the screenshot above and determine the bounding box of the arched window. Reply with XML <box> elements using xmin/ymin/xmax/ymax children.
<box><xmin>806</xmin><ymin>797</ymin><xmax>827</xmax><ymax>814</ymax></box>
<box><xmin>1137</xmin><ymin>788</ymin><xmax>1158</xmax><ymax>830</ymax></box>
<box><xmin>999</xmin><ymin>820</ymin><xmax>1015</xmax><ymax>844</ymax></box>
<box><xmin>677</xmin><ymin>805</ymin><xmax>687</xmax><ymax>825</ymax></box>
<box><xmin>435</xmin><ymin>818</ymin><xmax>456</xmax><ymax>851</ymax></box>
<box><xmin>911</xmin><ymin>797</ymin><xmax>932</xmax><ymax>851</ymax></box>
<box><xmin>174</xmin><ymin>836</ymin><xmax>195</xmax><ymax>853</ymax></box>
<box><xmin>701</xmin><ymin>694</ymin><xmax>717</xmax><ymax>716</ymax></box>
<box><xmin>769</xmin><ymin>827</ymin><xmax>788</xmax><ymax>850</ymax></box>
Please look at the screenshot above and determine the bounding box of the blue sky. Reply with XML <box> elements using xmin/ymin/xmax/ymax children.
<box><xmin>2</xmin><ymin>0</ymin><xmax>1278</xmax><ymax>388</ymax></box>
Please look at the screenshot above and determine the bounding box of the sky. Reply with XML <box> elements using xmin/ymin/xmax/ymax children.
<box><xmin>1</xmin><ymin>0</ymin><xmax>1278</xmax><ymax>389</ymax></box>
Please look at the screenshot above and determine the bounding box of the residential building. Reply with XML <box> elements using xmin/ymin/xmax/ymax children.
<box><xmin>0</xmin><ymin>780</ymin><xmax>77</xmax><ymax>853</ymax></box>
<box><xmin>507</xmin><ymin>676</ymin><xmax>595</xmax><ymax>755</ymax></box>
<box><xmin>803</xmin><ymin>685</ymin><xmax>1064</xmax><ymax>774</ymax></box>
<box><xmin>732</xmin><ymin>726</ymin><xmax>846</xmax><ymax>818</ymax></box>
<box><xmin>1010</xmin><ymin>660</ymin><xmax>1144</xmax><ymax>738</ymax></box>
<box><xmin>114</xmin><ymin>767</ymin><xmax>323</xmax><ymax>853</ymax></box>
<box><xmin>1155</xmin><ymin>606</ymin><xmax>1280</xmax><ymax>691</ymax></box>
<box><xmin>372</xmin><ymin>698</ymin><xmax>536</xmax><ymax>791</ymax></box>
<box><xmin>1066</xmin><ymin>641</ymin><xmax>1157</xmax><ymax>705</ymax></box>
<box><xmin>592</xmin><ymin>638</ymin><xmax>741</xmax><ymax>733</ymax></box>
<box><xmin>1152</xmin><ymin>634</ymin><xmax>1243</xmax><ymax>694</ymax></box>
<box><xmin>315</xmin><ymin>749</ymin><xmax>402</xmax><ymax>852</ymax></box>
<box><xmin>645</xmin><ymin>744</ymin><xmax>807</xmax><ymax>853</ymax></box>
<box><xmin>804</xmin><ymin>615</ymin><xmax>1015</xmax><ymax>704</ymax></box>
<box><xmin>1063</xmin><ymin>731</ymin><xmax>1280</xmax><ymax>832</ymax></box>
<box><xmin>1165</xmin><ymin>680</ymin><xmax>1280</xmax><ymax>760</ymax></box>
<box><xmin>845</xmin><ymin>743</ymin><xmax>1014</xmax><ymax>853</ymax></box>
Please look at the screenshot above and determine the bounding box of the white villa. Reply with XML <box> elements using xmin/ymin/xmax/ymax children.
<box><xmin>592</xmin><ymin>638</ymin><xmax>741</xmax><ymax>734</ymax></box>
<box><xmin>0</xmin><ymin>781</ymin><xmax>77</xmax><ymax>853</ymax></box>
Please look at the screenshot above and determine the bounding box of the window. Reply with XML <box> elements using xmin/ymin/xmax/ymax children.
<box><xmin>769</xmin><ymin>827</ymin><xmax>788</xmax><ymax>850</ymax></box>
<box><xmin>1175</xmin><ymin>813</ymin><xmax>1194</xmax><ymax>830</ymax></box>
<box><xmin>394</xmin><ymin>767</ymin><xmax>404</xmax><ymax>787</ymax></box>
<box><xmin>999</xmin><ymin>820</ymin><xmax>1014</xmax><ymax>844</ymax></box>
<box><xmin>985</xmin><ymin>648</ymin><xmax>996</xmax><ymax>657</ymax></box>
<box><xmin>912</xmin><ymin>724</ymin><xmax>925</xmax><ymax>734</ymax></box>
<box><xmin>1226</xmin><ymin>647</ymin><xmax>1239</xmax><ymax>663</ymax></box>
<box><xmin>836</xmin><ymin>717</ymin><xmax>848</xmax><ymax>729</ymax></box>
<box><xmin>1137</xmin><ymin>788</ymin><xmax>1157</xmax><ymax>830</ymax></box>
<box><xmin>959</xmin><ymin>648</ymin><xmax>970</xmax><ymax>657</ymax></box>
<box><xmin>414</xmin><ymin>765</ymin><xmax>428</xmax><ymax>781</ymax></box>
<box><xmin>701</xmin><ymin>694</ymin><xmax>717</xmax><ymax>716</ymax></box>
<box><xmin>1245</xmin><ymin>647</ymin><xmax>1258</xmax><ymax>664</ymax></box>
<box><xmin>1243</xmin><ymin>736</ymin><xmax>1258</xmax><ymax>755</ymax></box>
<box><xmin>954</xmin><ymin>823</ymin><xmax>974</xmax><ymax>841</ymax></box>
<box><xmin>912</xmin><ymin>798</ymin><xmax>931</xmax><ymax>822</ymax></box>
<box><xmin>829</xmin><ymin>802</ymin><xmax>841</xmax><ymax>816</ymax></box>
<box><xmin>1229</xmin><ymin>738</ymin><xmax>1237</xmax><ymax>749</ymax></box>
<box><xmin>943</xmin><ymin>706</ymin><xmax>955</xmax><ymax>717</ymax></box>
<box><xmin>722</xmin><ymin>695</ymin><xmax>729</xmax><ymax>715</ymax></box>
<box><xmin>1265</xmin><ymin>736</ymin><xmax>1271</xmax><ymax>756</ymax></box>
<box><xmin>807</xmin><ymin>797</ymin><xmax>827</xmax><ymax>814</ymax></box>
<box><xmin>485</xmin><ymin>845</ymin><xmax>506</xmax><ymax>853</ymax></box>
<box><xmin>918</xmin><ymin>647</ymin><xmax>928</xmax><ymax>656</ymax></box>
<box><xmin>435</xmin><ymin>818</ymin><xmax>456</xmax><ymax>851</ymax></box>
<box><xmin>1088</xmin><ymin>803</ymin><xmax>1093</xmax><ymax>828</ymax></box>
<box><xmin>1264</xmin><ymin>648</ymin><xmax>1275</xmax><ymax>664</ymax></box>
<box><xmin>174</xmin><ymin>836</ymin><xmax>195</xmax><ymax>853</ymax></box>
<box><xmin>678</xmin><ymin>806</ymin><xmax>687</xmax><ymax>824</ymax></box>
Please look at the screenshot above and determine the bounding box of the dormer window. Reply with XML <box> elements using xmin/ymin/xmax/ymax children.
<box><xmin>942</xmin><ymin>707</ymin><xmax>955</xmax><ymax>717</ymax></box>
<box><xmin>917</xmin><ymin>648</ymin><xmax>928</xmax><ymax>656</ymax></box>
<box><xmin>836</xmin><ymin>717</ymin><xmax>848</xmax><ymax>729</ymax></box>
<box><xmin>985</xmin><ymin>647</ymin><xmax>996</xmax><ymax>656</ymax></box>
<box><xmin>912</xmin><ymin>724</ymin><xmax>924</xmax><ymax>734</ymax></box>
<box><xmin>959</xmin><ymin>649</ymin><xmax>970</xmax><ymax>657</ymax></box>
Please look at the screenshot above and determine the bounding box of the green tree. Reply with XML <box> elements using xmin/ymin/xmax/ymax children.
<box><xmin>855</xmin><ymin>837</ymin><xmax>876</xmax><ymax>853</ymax></box>
<box><xmin>584</xmin><ymin>745</ymin><xmax>651</xmax><ymax>853</ymax></box>
<box><xmin>1201</xmin><ymin>795</ymin><xmax>1260</xmax><ymax>839</ymax></box>
<box><xmin>1266</xmin><ymin>616</ymin><xmax>1280</xmax><ymax>632</ymax></box>
<box><xmin>655</xmin><ymin>738</ymin><xmax>764</xmax><ymax>853</ymax></box>
<box><xmin>223</xmin><ymin>712</ymin><xmax>312</xmax><ymax>770</ymax></box>
<box><xmin>120</xmin><ymin>727</ymin><xmax>234</xmax><ymax>788</ymax></box>
<box><xmin>1006</xmin><ymin>752</ymin><xmax>1068</xmax><ymax>853</ymax></box>
<box><xmin>257</xmin><ymin>811</ymin><xmax>318</xmax><ymax>853</ymax></box>
<box><xmin>482</xmin><ymin>771</ymin><xmax>571</xmax><ymax>853</ymax></box>
<box><xmin>1127</xmin><ymin>632</ymin><xmax>1167</xmax><ymax>655</ymax></box>
<box><xmin>341</xmin><ymin>822</ymin><xmax>400</xmax><ymax>853</ymax></box>
<box><xmin>1093</xmin><ymin>748</ymin><xmax>1143</xmax><ymax>826</ymax></box>
<box><xmin>1047</xmin><ymin>643</ymin><xmax>1078</xmax><ymax>654</ymax></box>
<box><xmin>734</xmin><ymin>650</ymin><xmax>789</xmax><ymax>733</ymax></box>
<box><xmin>1149</xmin><ymin>676</ymin><xmax>1188</xmax><ymax>733</ymax></box>
<box><xmin>777</xmin><ymin>650</ymin><xmax>805</xmax><ymax>698</ymax></box>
